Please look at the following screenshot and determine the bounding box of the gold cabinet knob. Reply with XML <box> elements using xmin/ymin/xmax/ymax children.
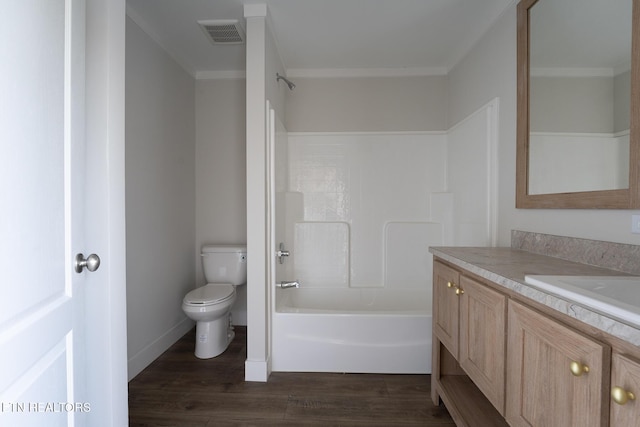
<box><xmin>569</xmin><ymin>361</ymin><xmax>590</xmax><ymax>376</ymax></box>
<box><xmin>612</xmin><ymin>386</ymin><xmax>636</xmax><ymax>405</ymax></box>
<box><xmin>455</xmin><ymin>288</ymin><xmax>464</xmax><ymax>295</ymax></box>
<box><xmin>447</xmin><ymin>281</ymin><xmax>455</xmax><ymax>288</ymax></box>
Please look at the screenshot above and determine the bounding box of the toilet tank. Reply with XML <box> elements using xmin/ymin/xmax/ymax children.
<box><xmin>201</xmin><ymin>245</ymin><xmax>247</xmax><ymax>285</ymax></box>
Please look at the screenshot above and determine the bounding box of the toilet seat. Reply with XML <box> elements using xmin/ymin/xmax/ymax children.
<box><xmin>183</xmin><ymin>283</ymin><xmax>235</xmax><ymax>306</ymax></box>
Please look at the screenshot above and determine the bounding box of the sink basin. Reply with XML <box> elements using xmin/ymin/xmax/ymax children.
<box><xmin>524</xmin><ymin>275</ymin><xmax>640</xmax><ymax>326</ymax></box>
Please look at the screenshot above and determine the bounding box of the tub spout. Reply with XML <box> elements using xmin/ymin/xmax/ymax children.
<box><xmin>277</xmin><ymin>280</ymin><xmax>300</xmax><ymax>289</ymax></box>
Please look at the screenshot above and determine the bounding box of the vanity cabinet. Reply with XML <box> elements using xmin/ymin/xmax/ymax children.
<box><xmin>432</xmin><ymin>254</ymin><xmax>640</xmax><ymax>427</ymax></box>
<box><xmin>506</xmin><ymin>300</ymin><xmax>610</xmax><ymax>427</ymax></box>
<box><xmin>610</xmin><ymin>354</ymin><xmax>640</xmax><ymax>425</ymax></box>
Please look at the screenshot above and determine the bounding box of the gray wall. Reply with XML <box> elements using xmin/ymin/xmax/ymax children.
<box><xmin>125</xmin><ymin>17</ymin><xmax>196</xmax><ymax>379</ymax></box>
<box><xmin>530</xmin><ymin>76</ymin><xmax>614</xmax><ymax>133</ymax></box>
<box><xmin>614</xmin><ymin>70</ymin><xmax>631</xmax><ymax>132</ymax></box>
<box><xmin>529</xmin><ymin>73</ymin><xmax>631</xmax><ymax>133</ymax></box>
<box><xmin>285</xmin><ymin>76</ymin><xmax>447</xmax><ymax>132</ymax></box>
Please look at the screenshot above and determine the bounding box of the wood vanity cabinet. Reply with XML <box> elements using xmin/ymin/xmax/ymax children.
<box><xmin>610</xmin><ymin>353</ymin><xmax>640</xmax><ymax>425</ymax></box>
<box><xmin>506</xmin><ymin>300</ymin><xmax>610</xmax><ymax>427</ymax></box>
<box><xmin>432</xmin><ymin>256</ymin><xmax>640</xmax><ymax>427</ymax></box>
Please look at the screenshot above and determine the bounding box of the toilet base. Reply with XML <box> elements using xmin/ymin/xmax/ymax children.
<box><xmin>194</xmin><ymin>313</ymin><xmax>234</xmax><ymax>359</ymax></box>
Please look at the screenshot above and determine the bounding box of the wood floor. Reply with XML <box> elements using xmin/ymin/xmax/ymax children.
<box><xmin>128</xmin><ymin>327</ymin><xmax>455</xmax><ymax>426</ymax></box>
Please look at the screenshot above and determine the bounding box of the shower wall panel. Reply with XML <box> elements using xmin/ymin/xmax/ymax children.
<box><xmin>287</xmin><ymin>133</ymin><xmax>447</xmax><ymax>288</ymax></box>
<box><xmin>446</xmin><ymin>100</ymin><xmax>498</xmax><ymax>246</ymax></box>
<box><xmin>384</xmin><ymin>221</ymin><xmax>443</xmax><ymax>289</ymax></box>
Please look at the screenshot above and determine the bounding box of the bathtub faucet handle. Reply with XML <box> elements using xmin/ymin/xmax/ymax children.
<box><xmin>276</xmin><ymin>242</ymin><xmax>290</xmax><ymax>264</ymax></box>
<box><xmin>277</xmin><ymin>280</ymin><xmax>300</xmax><ymax>289</ymax></box>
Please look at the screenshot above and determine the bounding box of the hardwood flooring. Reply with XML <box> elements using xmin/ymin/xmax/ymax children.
<box><xmin>128</xmin><ymin>327</ymin><xmax>455</xmax><ymax>426</ymax></box>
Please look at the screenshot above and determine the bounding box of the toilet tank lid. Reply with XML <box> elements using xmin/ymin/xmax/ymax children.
<box><xmin>201</xmin><ymin>244</ymin><xmax>246</xmax><ymax>254</ymax></box>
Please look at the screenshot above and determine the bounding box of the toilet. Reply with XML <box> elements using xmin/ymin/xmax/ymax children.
<box><xmin>182</xmin><ymin>244</ymin><xmax>247</xmax><ymax>359</ymax></box>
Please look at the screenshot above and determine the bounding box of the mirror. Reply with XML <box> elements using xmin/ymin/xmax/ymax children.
<box><xmin>516</xmin><ymin>0</ymin><xmax>640</xmax><ymax>208</ymax></box>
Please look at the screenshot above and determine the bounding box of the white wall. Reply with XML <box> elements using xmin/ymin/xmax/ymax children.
<box><xmin>195</xmin><ymin>78</ymin><xmax>247</xmax><ymax>324</ymax></box>
<box><xmin>125</xmin><ymin>17</ymin><xmax>196</xmax><ymax>379</ymax></box>
<box><xmin>448</xmin><ymin>3</ymin><xmax>640</xmax><ymax>246</ymax></box>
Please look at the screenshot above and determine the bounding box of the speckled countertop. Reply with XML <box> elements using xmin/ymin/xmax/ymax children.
<box><xmin>429</xmin><ymin>247</ymin><xmax>640</xmax><ymax>347</ymax></box>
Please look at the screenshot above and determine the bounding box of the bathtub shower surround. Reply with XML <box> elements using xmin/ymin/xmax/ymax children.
<box><xmin>285</xmin><ymin>132</ymin><xmax>447</xmax><ymax>289</ymax></box>
<box><xmin>272</xmin><ymin>133</ymin><xmax>443</xmax><ymax>374</ymax></box>
<box><xmin>271</xmin><ymin>102</ymin><xmax>498</xmax><ymax>374</ymax></box>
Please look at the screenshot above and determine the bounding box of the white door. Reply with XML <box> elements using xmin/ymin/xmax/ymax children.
<box><xmin>0</xmin><ymin>0</ymin><xmax>127</xmax><ymax>425</ymax></box>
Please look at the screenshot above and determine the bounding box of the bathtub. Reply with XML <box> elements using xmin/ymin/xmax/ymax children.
<box><xmin>271</xmin><ymin>287</ymin><xmax>432</xmax><ymax>374</ymax></box>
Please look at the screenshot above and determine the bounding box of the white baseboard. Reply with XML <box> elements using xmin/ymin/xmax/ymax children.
<box><xmin>127</xmin><ymin>318</ymin><xmax>194</xmax><ymax>381</ymax></box>
<box><xmin>244</xmin><ymin>358</ymin><xmax>271</xmax><ymax>382</ymax></box>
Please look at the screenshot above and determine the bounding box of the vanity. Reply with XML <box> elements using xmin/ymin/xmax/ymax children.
<box><xmin>430</xmin><ymin>246</ymin><xmax>640</xmax><ymax>427</ymax></box>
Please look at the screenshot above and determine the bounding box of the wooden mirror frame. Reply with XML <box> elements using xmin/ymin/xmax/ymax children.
<box><xmin>516</xmin><ymin>0</ymin><xmax>640</xmax><ymax>208</ymax></box>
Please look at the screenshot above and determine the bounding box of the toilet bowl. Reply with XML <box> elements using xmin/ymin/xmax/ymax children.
<box><xmin>182</xmin><ymin>245</ymin><xmax>246</xmax><ymax>359</ymax></box>
<box><xmin>182</xmin><ymin>283</ymin><xmax>236</xmax><ymax>358</ymax></box>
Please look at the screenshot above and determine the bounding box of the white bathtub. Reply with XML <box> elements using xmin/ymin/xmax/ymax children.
<box><xmin>271</xmin><ymin>288</ymin><xmax>432</xmax><ymax>374</ymax></box>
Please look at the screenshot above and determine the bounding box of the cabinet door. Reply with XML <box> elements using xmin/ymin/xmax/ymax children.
<box><xmin>506</xmin><ymin>300</ymin><xmax>610</xmax><ymax>427</ymax></box>
<box><xmin>610</xmin><ymin>353</ymin><xmax>640</xmax><ymax>426</ymax></box>
<box><xmin>459</xmin><ymin>276</ymin><xmax>506</xmax><ymax>415</ymax></box>
<box><xmin>433</xmin><ymin>261</ymin><xmax>460</xmax><ymax>358</ymax></box>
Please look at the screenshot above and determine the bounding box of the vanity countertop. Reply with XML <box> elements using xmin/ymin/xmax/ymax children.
<box><xmin>430</xmin><ymin>246</ymin><xmax>640</xmax><ymax>347</ymax></box>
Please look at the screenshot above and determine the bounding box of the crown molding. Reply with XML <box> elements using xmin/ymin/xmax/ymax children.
<box><xmin>285</xmin><ymin>67</ymin><xmax>447</xmax><ymax>78</ymax></box>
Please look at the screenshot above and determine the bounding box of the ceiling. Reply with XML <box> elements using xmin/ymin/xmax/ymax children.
<box><xmin>126</xmin><ymin>0</ymin><xmax>515</xmax><ymax>78</ymax></box>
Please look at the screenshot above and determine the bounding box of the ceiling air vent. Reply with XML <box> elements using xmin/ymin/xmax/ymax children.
<box><xmin>198</xmin><ymin>19</ymin><xmax>245</xmax><ymax>45</ymax></box>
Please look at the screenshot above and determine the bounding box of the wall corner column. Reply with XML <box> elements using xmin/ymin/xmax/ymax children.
<box><xmin>244</xmin><ymin>3</ymin><xmax>270</xmax><ymax>382</ymax></box>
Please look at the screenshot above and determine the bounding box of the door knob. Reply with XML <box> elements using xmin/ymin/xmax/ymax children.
<box><xmin>75</xmin><ymin>253</ymin><xmax>101</xmax><ymax>273</ymax></box>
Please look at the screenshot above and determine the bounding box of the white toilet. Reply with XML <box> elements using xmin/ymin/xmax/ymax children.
<box><xmin>182</xmin><ymin>244</ymin><xmax>247</xmax><ymax>359</ymax></box>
